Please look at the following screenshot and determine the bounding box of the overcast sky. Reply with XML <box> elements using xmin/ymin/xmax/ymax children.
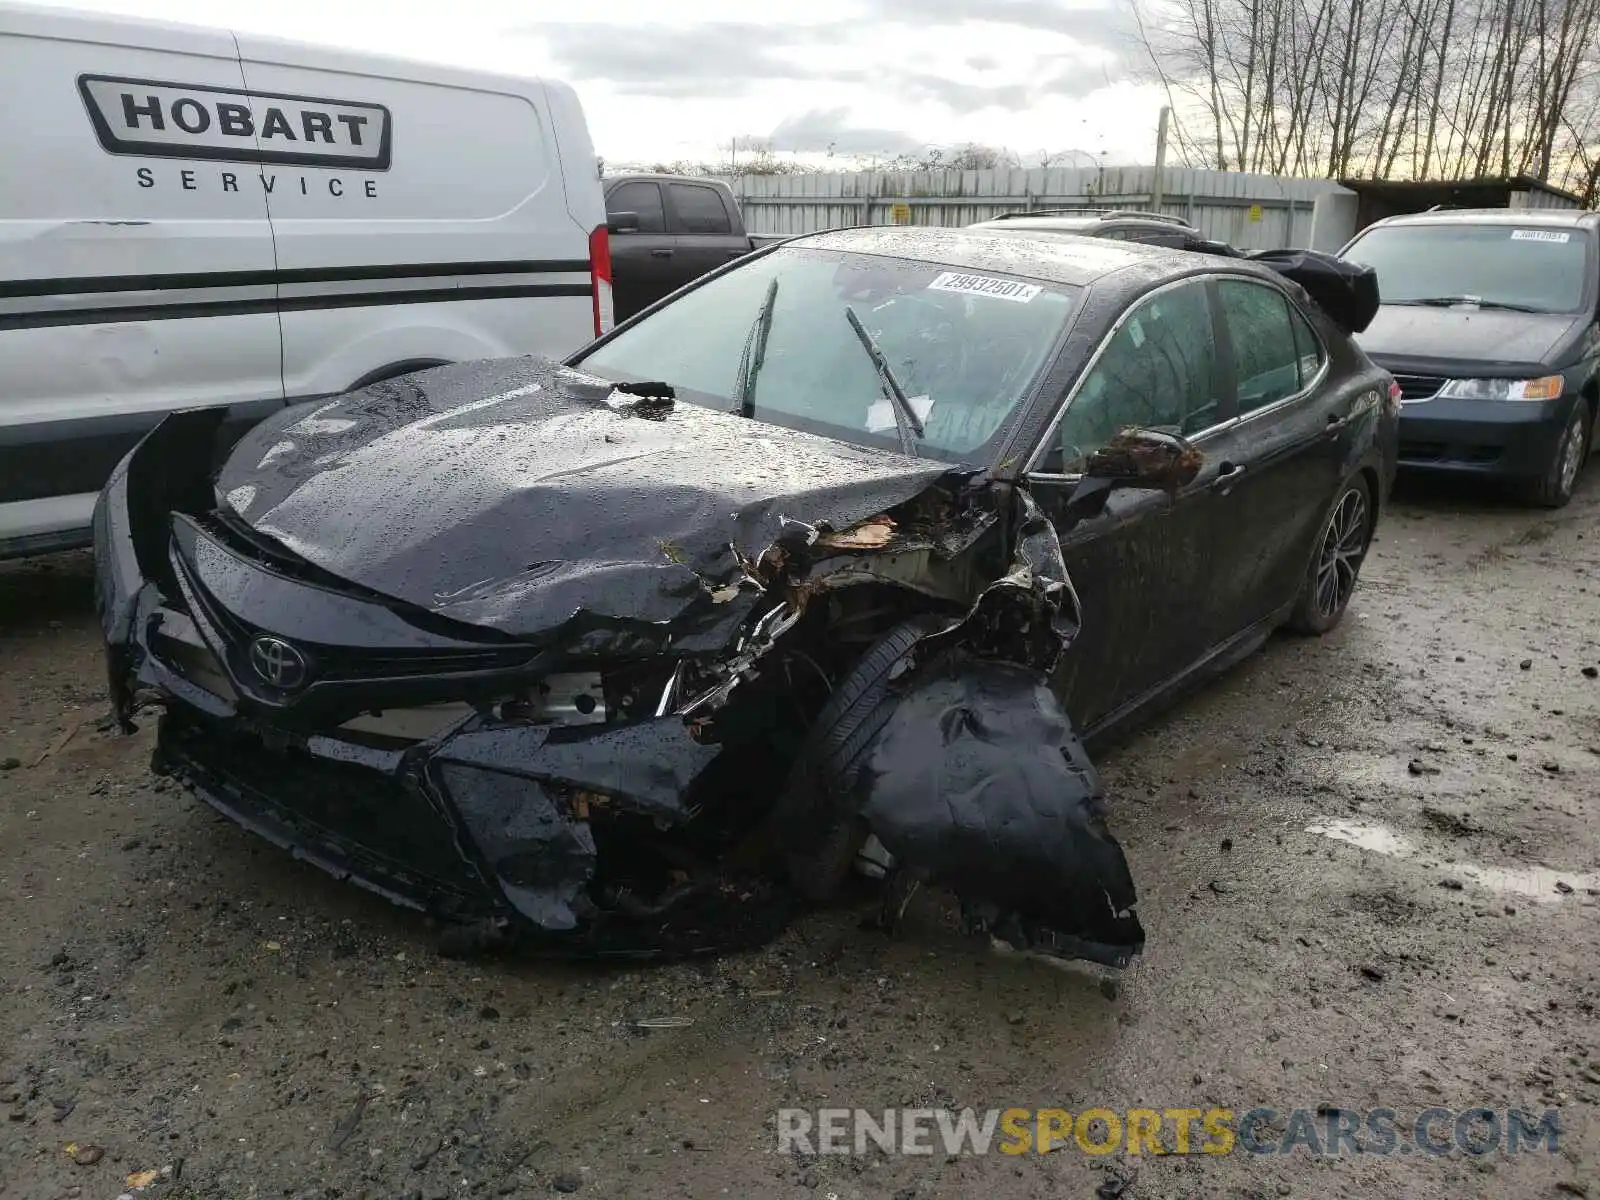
<box><xmin>27</xmin><ymin>0</ymin><xmax>1167</xmax><ymax>167</ymax></box>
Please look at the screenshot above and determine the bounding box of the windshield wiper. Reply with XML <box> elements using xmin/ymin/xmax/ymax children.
<box><xmin>732</xmin><ymin>278</ymin><xmax>779</xmax><ymax>418</ymax></box>
<box><xmin>843</xmin><ymin>305</ymin><xmax>924</xmax><ymax>456</ymax></box>
<box><xmin>1397</xmin><ymin>296</ymin><xmax>1551</xmax><ymax>313</ymax></box>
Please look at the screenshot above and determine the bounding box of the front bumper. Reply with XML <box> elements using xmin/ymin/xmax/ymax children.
<box><xmin>155</xmin><ymin>705</ymin><xmax>486</xmax><ymax>918</ymax></box>
<box><xmin>1396</xmin><ymin>393</ymin><xmax>1571</xmax><ymax>478</ymax></box>
<box><xmin>125</xmin><ymin>617</ymin><xmax>790</xmax><ymax>956</ymax></box>
<box><xmin>149</xmin><ymin>703</ymin><xmax>784</xmax><ymax>957</ymax></box>
<box><xmin>94</xmin><ymin>424</ymin><xmax>787</xmax><ymax>957</ymax></box>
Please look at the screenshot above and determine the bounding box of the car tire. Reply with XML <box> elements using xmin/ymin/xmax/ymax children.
<box><xmin>1524</xmin><ymin>400</ymin><xmax>1592</xmax><ymax>509</ymax></box>
<box><xmin>771</xmin><ymin>618</ymin><xmax>933</xmax><ymax>902</ymax></box>
<box><xmin>1286</xmin><ymin>476</ymin><xmax>1374</xmax><ymax>636</ymax></box>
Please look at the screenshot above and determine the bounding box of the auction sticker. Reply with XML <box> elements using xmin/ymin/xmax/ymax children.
<box><xmin>928</xmin><ymin>271</ymin><xmax>1042</xmax><ymax>303</ymax></box>
<box><xmin>1509</xmin><ymin>229</ymin><xmax>1570</xmax><ymax>243</ymax></box>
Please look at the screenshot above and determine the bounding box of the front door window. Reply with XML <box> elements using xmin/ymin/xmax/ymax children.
<box><xmin>1051</xmin><ymin>278</ymin><xmax>1222</xmax><ymax>471</ymax></box>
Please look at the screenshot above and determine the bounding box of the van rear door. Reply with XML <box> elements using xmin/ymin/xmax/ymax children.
<box><xmin>0</xmin><ymin>8</ymin><xmax>283</xmax><ymax>543</ymax></box>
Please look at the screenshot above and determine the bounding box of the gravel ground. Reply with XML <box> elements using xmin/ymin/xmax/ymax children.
<box><xmin>2</xmin><ymin>475</ymin><xmax>1597</xmax><ymax>1200</ymax></box>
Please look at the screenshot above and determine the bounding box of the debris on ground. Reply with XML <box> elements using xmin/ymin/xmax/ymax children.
<box><xmin>1421</xmin><ymin>808</ymin><xmax>1481</xmax><ymax>837</ymax></box>
<box><xmin>326</xmin><ymin>1094</ymin><xmax>372</xmax><ymax>1152</ymax></box>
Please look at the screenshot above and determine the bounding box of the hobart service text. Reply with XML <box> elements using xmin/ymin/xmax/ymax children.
<box><xmin>79</xmin><ymin>75</ymin><xmax>393</xmax><ymax>182</ymax></box>
<box><xmin>134</xmin><ymin>166</ymin><xmax>379</xmax><ymax>198</ymax></box>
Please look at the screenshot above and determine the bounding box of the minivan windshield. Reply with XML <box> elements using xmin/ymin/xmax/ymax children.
<box><xmin>1342</xmin><ymin>222</ymin><xmax>1593</xmax><ymax>314</ymax></box>
<box><xmin>575</xmin><ymin>246</ymin><xmax>1080</xmax><ymax>463</ymax></box>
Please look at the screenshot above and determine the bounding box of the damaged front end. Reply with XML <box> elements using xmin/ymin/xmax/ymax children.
<box><xmin>95</xmin><ymin>361</ymin><xmax>1149</xmax><ymax>964</ymax></box>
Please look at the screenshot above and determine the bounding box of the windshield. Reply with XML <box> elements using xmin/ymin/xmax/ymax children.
<box><xmin>575</xmin><ymin>246</ymin><xmax>1080</xmax><ymax>464</ymax></box>
<box><xmin>1343</xmin><ymin>222</ymin><xmax>1593</xmax><ymax>314</ymax></box>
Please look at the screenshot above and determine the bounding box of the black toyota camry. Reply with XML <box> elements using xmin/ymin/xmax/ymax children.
<box><xmin>94</xmin><ymin>228</ymin><xmax>1398</xmax><ymax>965</ymax></box>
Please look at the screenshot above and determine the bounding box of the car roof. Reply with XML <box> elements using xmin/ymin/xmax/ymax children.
<box><xmin>781</xmin><ymin>225</ymin><xmax>1218</xmax><ymax>289</ymax></box>
<box><xmin>1367</xmin><ymin>207</ymin><xmax>1600</xmax><ymax>230</ymax></box>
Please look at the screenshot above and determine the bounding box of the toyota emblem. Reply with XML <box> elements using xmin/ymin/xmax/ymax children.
<box><xmin>248</xmin><ymin>635</ymin><xmax>308</xmax><ymax>690</ymax></box>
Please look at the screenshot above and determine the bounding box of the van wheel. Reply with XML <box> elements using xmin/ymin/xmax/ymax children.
<box><xmin>1524</xmin><ymin>401</ymin><xmax>1591</xmax><ymax>509</ymax></box>
<box><xmin>1286</xmin><ymin>477</ymin><xmax>1373</xmax><ymax>635</ymax></box>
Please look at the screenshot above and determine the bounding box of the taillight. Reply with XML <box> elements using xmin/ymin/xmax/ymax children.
<box><xmin>589</xmin><ymin>225</ymin><xmax>613</xmax><ymax>338</ymax></box>
<box><xmin>1387</xmin><ymin>377</ymin><xmax>1403</xmax><ymax>410</ymax></box>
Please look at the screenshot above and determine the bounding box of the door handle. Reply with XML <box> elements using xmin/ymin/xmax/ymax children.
<box><xmin>650</xmin><ymin>248</ymin><xmax>674</xmax><ymax>258</ymax></box>
<box><xmin>1211</xmin><ymin>462</ymin><xmax>1246</xmax><ymax>492</ymax></box>
<box><xmin>1326</xmin><ymin>410</ymin><xmax>1354</xmax><ymax>435</ymax></box>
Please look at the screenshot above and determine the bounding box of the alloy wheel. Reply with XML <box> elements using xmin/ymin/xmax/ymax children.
<box><xmin>1315</xmin><ymin>487</ymin><xmax>1369</xmax><ymax>621</ymax></box>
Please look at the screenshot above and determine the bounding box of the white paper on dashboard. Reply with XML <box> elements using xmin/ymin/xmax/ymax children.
<box><xmin>867</xmin><ymin>394</ymin><xmax>935</xmax><ymax>433</ymax></box>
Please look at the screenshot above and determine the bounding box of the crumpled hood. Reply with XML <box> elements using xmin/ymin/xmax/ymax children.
<box><xmin>218</xmin><ymin>357</ymin><xmax>959</xmax><ymax>641</ymax></box>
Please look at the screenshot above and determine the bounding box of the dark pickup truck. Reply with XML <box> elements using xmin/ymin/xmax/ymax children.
<box><xmin>603</xmin><ymin>174</ymin><xmax>785</xmax><ymax>321</ymax></box>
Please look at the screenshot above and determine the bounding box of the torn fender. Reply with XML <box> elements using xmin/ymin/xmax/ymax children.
<box><xmin>853</xmin><ymin>657</ymin><xmax>1144</xmax><ymax>968</ymax></box>
<box><xmin>889</xmin><ymin>486</ymin><xmax>1083</xmax><ymax>677</ymax></box>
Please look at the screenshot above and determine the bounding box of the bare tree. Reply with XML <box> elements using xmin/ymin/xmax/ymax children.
<box><xmin>1130</xmin><ymin>0</ymin><xmax>1600</xmax><ymax>189</ymax></box>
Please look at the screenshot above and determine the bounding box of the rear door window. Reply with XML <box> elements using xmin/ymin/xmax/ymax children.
<box><xmin>669</xmin><ymin>184</ymin><xmax>733</xmax><ymax>235</ymax></box>
<box><xmin>1218</xmin><ymin>279</ymin><xmax>1305</xmax><ymax>413</ymax></box>
<box><xmin>1289</xmin><ymin>303</ymin><xmax>1326</xmax><ymax>385</ymax></box>
<box><xmin>1051</xmin><ymin>278</ymin><xmax>1222</xmax><ymax>470</ymax></box>
<box><xmin>607</xmin><ymin>181</ymin><xmax>665</xmax><ymax>233</ymax></box>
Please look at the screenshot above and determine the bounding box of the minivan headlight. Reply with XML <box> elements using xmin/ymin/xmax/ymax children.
<box><xmin>1439</xmin><ymin>375</ymin><xmax>1564</xmax><ymax>401</ymax></box>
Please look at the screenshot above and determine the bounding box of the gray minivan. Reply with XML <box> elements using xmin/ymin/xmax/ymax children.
<box><xmin>1340</xmin><ymin>208</ymin><xmax>1599</xmax><ymax>506</ymax></box>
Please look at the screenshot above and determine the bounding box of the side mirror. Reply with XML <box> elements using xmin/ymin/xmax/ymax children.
<box><xmin>1061</xmin><ymin>429</ymin><xmax>1202</xmax><ymax>524</ymax></box>
<box><xmin>1083</xmin><ymin>428</ymin><xmax>1202</xmax><ymax>491</ymax></box>
<box><xmin>607</xmin><ymin>211</ymin><xmax>640</xmax><ymax>234</ymax></box>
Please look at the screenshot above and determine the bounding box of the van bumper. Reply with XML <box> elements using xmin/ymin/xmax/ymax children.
<box><xmin>1396</xmin><ymin>394</ymin><xmax>1572</xmax><ymax>479</ymax></box>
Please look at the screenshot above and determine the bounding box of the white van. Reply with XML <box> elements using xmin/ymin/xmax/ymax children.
<box><xmin>0</xmin><ymin>1</ymin><xmax>612</xmax><ymax>558</ymax></box>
